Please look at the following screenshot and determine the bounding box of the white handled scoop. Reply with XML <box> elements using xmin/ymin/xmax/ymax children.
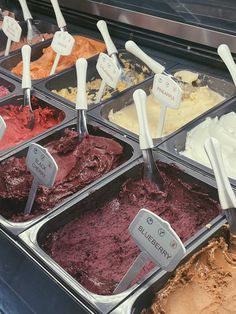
<box><xmin>125</xmin><ymin>40</ymin><xmax>197</xmax><ymax>87</ymax></box>
<box><xmin>22</xmin><ymin>45</ymin><xmax>34</xmax><ymax>129</ymax></box>
<box><xmin>133</xmin><ymin>89</ymin><xmax>164</xmax><ymax>190</ymax></box>
<box><xmin>97</xmin><ymin>20</ymin><xmax>133</xmax><ymax>86</ymax></box>
<box><xmin>204</xmin><ymin>137</ymin><xmax>236</xmax><ymax>238</ymax></box>
<box><xmin>217</xmin><ymin>44</ymin><xmax>236</xmax><ymax>86</ymax></box>
<box><xmin>50</xmin><ymin>0</ymin><xmax>67</xmax><ymax>31</ymax></box>
<box><xmin>18</xmin><ymin>0</ymin><xmax>41</xmax><ymax>43</ymax></box>
<box><xmin>76</xmin><ymin>58</ymin><xmax>88</xmax><ymax>141</ymax></box>
<box><xmin>126</xmin><ymin>40</ymin><xmax>165</xmax><ymax>74</ymax></box>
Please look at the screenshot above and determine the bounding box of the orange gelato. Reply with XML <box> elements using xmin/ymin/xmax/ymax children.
<box><xmin>11</xmin><ymin>35</ymin><xmax>105</xmax><ymax>80</ymax></box>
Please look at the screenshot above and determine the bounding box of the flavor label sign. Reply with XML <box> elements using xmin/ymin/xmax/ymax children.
<box><xmin>152</xmin><ymin>73</ymin><xmax>182</xmax><ymax>109</ymax></box>
<box><xmin>129</xmin><ymin>209</ymin><xmax>186</xmax><ymax>271</ymax></box>
<box><xmin>51</xmin><ymin>31</ymin><xmax>75</xmax><ymax>56</ymax></box>
<box><xmin>2</xmin><ymin>16</ymin><xmax>22</xmax><ymax>42</ymax></box>
<box><xmin>26</xmin><ymin>143</ymin><xmax>58</xmax><ymax>187</ymax></box>
<box><xmin>0</xmin><ymin>115</ymin><xmax>6</xmax><ymax>140</ymax></box>
<box><xmin>96</xmin><ymin>52</ymin><xmax>121</xmax><ymax>89</ymax></box>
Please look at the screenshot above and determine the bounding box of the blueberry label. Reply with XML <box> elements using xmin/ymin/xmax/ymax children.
<box><xmin>129</xmin><ymin>208</ymin><xmax>186</xmax><ymax>271</ymax></box>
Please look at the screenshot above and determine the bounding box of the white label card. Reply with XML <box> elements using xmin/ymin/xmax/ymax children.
<box><xmin>2</xmin><ymin>16</ymin><xmax>22</xmax><ymax>42</ymax></box>
<box><xmin>0</xmin><ymin>116</ymin><xmax>6</xmax><ymax>140</ymax></box>
<box><xmin>129</xmin><ymin>208</ymin><xmax>186</xmax><ymax>271</ymax></box>
<box><xmin>96</xmin><ymin>52</ymin><xmax>121</xmax><ymax>89</ymax></box>
<box><xmin>152</xmin><ymin>74</ymin><xmax>182</xmax><ymax>109</ymax></box>
<box><xmin>51</xmin><ymin>31</ymin><xmax>75</xmax><ymax>56</ymax></box>
<box><xmin>26</xmin><ymin>143</ymin><xmax>58</xmax><ymax>187</ymax></box>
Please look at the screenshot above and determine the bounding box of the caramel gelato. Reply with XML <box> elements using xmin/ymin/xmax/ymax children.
<box><xmin>142</xmin><ymin>235</ymin><xmax>236</xmax><ymax>314</ymax></box>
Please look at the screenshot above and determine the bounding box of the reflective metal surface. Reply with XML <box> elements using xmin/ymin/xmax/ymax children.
<box><xmin>40</xmin><ymin>0</ymin><xmax>236</xmax><ymax>53</ymax></box>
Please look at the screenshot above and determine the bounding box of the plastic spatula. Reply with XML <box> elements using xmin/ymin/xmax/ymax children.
<box><xmin>50</xmin><ymin>0</ymin><xmax>67</xmax><ymax>32</ymax></box>
<box><xmin>204</xmin><ymin>137</ymin><xmax>236</xmax><ymax>241</ymax></box>
<box><xmin>22</xmin><ymin>45</ymin><xmax>34</xmax><ymax>129</ymax></box>
<box><xmin>218</xmin><ymin>44</ymin><xmax>236</xmax><ymax>87</ymax></box>
<box><xmin>133</xmin><ymin>89</ymin><xmax>164</xmax><ymax>190</ymax></box>
<box><xmin>76</xmin><ymin>58</ymin><xmax>88</xmax><ymax>141</ymax></box>
<box><xmin>18</xmin><ymin>0</ymin><xmax>41</xmax><ymax>44</ymax></box>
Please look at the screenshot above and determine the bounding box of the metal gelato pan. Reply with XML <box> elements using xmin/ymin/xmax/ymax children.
<box><xmin>19</xmin><ymin>150</ymin><xmax>223</xmax><ymax>314</ymax></box>
<box><xmin>89</xmin><ymin>66</ymin><xmax>235</xmax><ymax>146</ymax></box>
<box><xmin>0</xmin><ymin>72</ymin><xmax>21</xmax><ymax>100</ymax></box>
<box><xmin>0</xmin><ymin>119</ymin><xmax>140</xmax><ymax>236</ymax></box>
<box><xmin>0</xmin><ymin>31</ymin><xmax>104</xmax><ymax>85</ymax></box>
<box><xmin>34</xmin><ymin>50</ymin><xmax>153</xmax><ymax>111</ymax></box>
<box><xmin>0</xmin><ymin>89</ymin><xmax>75</xmax><ymax>160</ymax></box>
<box><xmin>0</xmin><ymin>19</ymin><xmax>58</xmax><ymax>57</ymax></box>
<box><xmin>111</xmin><ymin>221</ymin><xmax>228</xmax><ymax>314</ymax></box>
<box><xmin>158</xmin><ymin>95</ymin><xmax>236</xmax><ymax>187</ymax></box>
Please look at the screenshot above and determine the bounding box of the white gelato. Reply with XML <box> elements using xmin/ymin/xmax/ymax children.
<box><xmin>181</xmin><ymin>112</ymin><xmax>236</xmax><ymax>180</ymax></box>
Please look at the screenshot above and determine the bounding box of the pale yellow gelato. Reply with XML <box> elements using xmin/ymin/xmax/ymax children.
<box><xmin>52</xmin><ymin>60</ymin><xmax>149</xmax><ymax>105</ymax></box>
<box><xmin>108</xmin><ymin>72</ymin><xmax>225</xmax><ymax>138</ymax></box>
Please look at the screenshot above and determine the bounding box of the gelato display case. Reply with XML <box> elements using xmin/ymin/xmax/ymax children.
<box><xmin>1</xmin><ymin>0</ymin><xmax>236</xmax><ymax>313</ymax></box>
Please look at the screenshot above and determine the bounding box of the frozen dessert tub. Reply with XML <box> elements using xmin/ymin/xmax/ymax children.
<box><xmin>0</xmin><ymin>119</ymin><xmax>140</xmax><ymax>236</ymax></box>
<box><xmin>89</xmin><ymin>66</ymin><xmax>235</xmax><ymax>145</ymax></box>
<box><xmin>0</xmin><ymin>90</ymin><xmax>76</xmax><ymax>159</ymax></box>
<box><xmin>19</xmin><ymin>151</ymin><xmax>223</xmax><ymax>314</ymax></box>
<box><xmin>158</xmin><ymin>95</ymin><xmax>236</xmax><ymax>187</ymax></box>
<box><xmin>34</xmin><ymin>50</ymin><xmax>153</xmax><ymax>110</ymax></box>
<box><xmin>0</xmin><ymin>32</ymin><xmax>105</xmax><ymax>84</ymax></box>
<box><xmin>0</xmin><ymin>72</ymin><xmax>21</xmax><ymax>100</ymax></box>
<box><xmin>111</xmin><ymin>221</ymin><xmax>229</xmax><ymax>314</ymax></box>
<box><xmin>0</xmin><ymin>19</ymin><xmax>58</xmax><ymax>57</ymax></box>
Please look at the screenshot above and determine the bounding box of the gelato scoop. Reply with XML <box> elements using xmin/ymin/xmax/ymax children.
<box><xmin>41</xmin><ymin>161</ymin><xmax>219</xmax><ymax>295</ymax></box>
<box><xmin>0</xmin><ymin>103</ymin><xmax>64</xmax><ymax>151</ymax></box>
<box><xmin>141</xmin><ymin>234</ymin><xmax>236</xmax><ymax>314</ymax></box>
<box><xmin>11</xmin><ymin>35</ymin><xmax>106</xmax><ymax>80</ymax></box>
<box><xmin>0</xmin><ymin>128</ymin><xmax>123</xmax><ymax>221</ymax></box>
<box><xmin>181</xmin><ymin>112</ymin><xmax>236</xmax><ymax>180</ymax></box>
<box><xmin>108</xmin><ymin>71</ymin><xmax>225</xmax><ymax>138</ymax></box>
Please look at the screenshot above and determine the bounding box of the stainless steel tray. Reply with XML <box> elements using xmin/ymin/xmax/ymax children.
<box><xmin>19</xmin><ymin>150</ymin><xmax>223</xmax><ymax>313</ymax></box>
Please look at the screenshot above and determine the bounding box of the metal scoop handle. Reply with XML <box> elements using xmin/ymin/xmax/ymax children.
<box><xmin>51</xmin><ymin>0</ymin><xmax>67</xmax><ymax>31</ymax></box>
<box><xmin>125</xmin><ymin>40</ymin><xmax>165</xmax><ymax>74</ymax></box>
<box><xmin>218</xmin><ymin>44</ymin><xmax>236</xmax><ymax>86</ymax></box>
